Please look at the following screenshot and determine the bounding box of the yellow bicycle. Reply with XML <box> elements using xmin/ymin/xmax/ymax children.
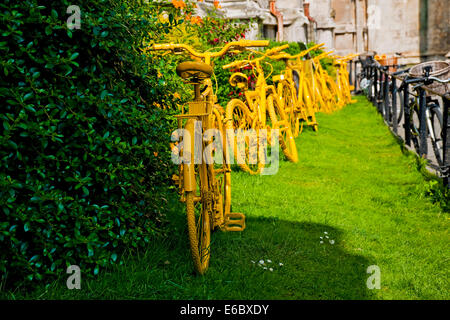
<box><xmin>271</xmin><ymin>43</ymin><xmax>325</xmax><ymax>136</ymax></box>
<box><xmin>223</xmin><ymin>45</ymin><xmax>298</xmax><ymax>175</ymax></box>
<box><xmin>150</xmin><ymin>40</ymin><xmax>269</xmax><ymax>274</ymax></box>
<box><xmin>333</xmin><ymin>53</ymin><xmax>360</xmax><ymax>105</ymax></box>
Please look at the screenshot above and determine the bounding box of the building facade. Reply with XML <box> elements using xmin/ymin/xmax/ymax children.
<box><xmin>196</xmin><ymin>0</ymin><xmax>449</xmax><ymax>63</ymax></box>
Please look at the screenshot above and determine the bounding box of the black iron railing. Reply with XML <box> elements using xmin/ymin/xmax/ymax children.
<box><xmin>356</xmin><ymin>56</ymin><xmax>450</xmax><ymax>189</ymax></box>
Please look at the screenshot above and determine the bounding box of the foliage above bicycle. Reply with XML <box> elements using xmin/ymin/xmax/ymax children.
<box><xmin>196</xmin><ymin>9</ymin><xmax>249</xmax><ymax>47</ymax></box>
<box><xmin>146</xmin><ymin>1</ymin><xmax>252</xmax><ymax>107</ymax></box>
<box><xmin>0</xmin><ymin>0</ymin><xmax>186</xmax><ymax>290</ymax></box>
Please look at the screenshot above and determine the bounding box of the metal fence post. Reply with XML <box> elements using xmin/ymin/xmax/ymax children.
<box><xmin>383</xmin><ymin>68</ymin><xmax>389</xmax><ymax>121</ymax></box>
<box><xmin>403</xmin><ymin>83</ymin><xmax>411</xmax><ymax>146</ymax></box>
<box><xmin>392</xmin><ymin>78</ymin><xmax>398</xmax><ymax>134</ymax></box>
<box><xmin>374</xmin><ymin>66</ymin><xmax>378</xmax><ymax>104</ymax></box>
<box><xmin>418</xmin><ymin>87</ymin><xmax>427</xmax><ymax>157</ymax></box>
<box><xmin>377</xmin><ymin>68</ymin><xmax>382</xmax><ymax>113</ymax></box>
<box><xmin>443</xmin><ymin>95</ymin><xmax>450</xmax><ymax>189</ymax></box>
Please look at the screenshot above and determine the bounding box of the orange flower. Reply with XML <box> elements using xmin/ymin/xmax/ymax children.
<box><xmin>213</xmin><ymin>1</ymin><xmax>221</xmax><ymax>9</ymax></box>
<box><xmin>190</xmin><ymin>16</ymin><xmax>203</xmax><ymax>25</ymax></box>
<box><xmin>172</xmin><ymin>0</ymin><xmax>186</xmax><ymax>9</ymax></box>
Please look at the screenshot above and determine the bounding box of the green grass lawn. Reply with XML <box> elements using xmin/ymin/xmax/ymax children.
<box><xmin>6</xmin><ymin>95</ymin><xmax>449</xmax><ymax>300</ymax></box>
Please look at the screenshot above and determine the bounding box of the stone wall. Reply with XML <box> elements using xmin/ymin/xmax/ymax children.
<box><xmin>420</xmin><ymin>0</ymin><xmax>449</xmax><ymax>60</ymax></box>
<box><xmin>195</xmin><ymin>0</ymin><xmax>449</xmax><ymax>62</ymax></box>
<box><xmin>196</xmin><ymin>0</ymin><xmax>309</xmax><ymax>42</ymax></box>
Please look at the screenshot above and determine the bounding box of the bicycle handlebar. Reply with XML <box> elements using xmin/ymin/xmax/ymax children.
<box><xmin>312</xmin><ymin>50</ymin><xmax>334</xmax><ymax>61</ymax></box>
<box><xmin>334</xmin><ymin>53</ymin><xmax>360</xmax><ymax>62</ymax></box>
<box><xmin>265</xmin><ymin>44</ymin><xmax>290</xmax><ymax>56</ymax></box>
<box><xmin>266</xmin><ymin>43</ymin><xmax>327</xmax><ymax>64</ymax></box>
<box><xmin>392</xmin><ymin>68</ymin><xmax>411</xmax><ymax>76</ymax></box>
<box><xmin>150</xmin><ymin>40</ymin><xmax>269</xmax><ymax>58</ymax></box>
<box><xmin>291</xmin><ymin>43</ymin><xmax>325</xmax><ymax>59</ymax></box>
<box><xmin>404</xmin><ymin>76</ymin><xmax>450</xmax><ymax>85</ymax></box>
<box><xmin>222</xmin><ymin>44</ymin><xmax>290</xmax><ymax>70</ymax></box>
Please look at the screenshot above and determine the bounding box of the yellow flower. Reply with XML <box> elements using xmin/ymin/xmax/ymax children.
<box><xmin>173</xmin><ymin>92</ymin><xmax>181</xmax><ymax>99</ymax></box>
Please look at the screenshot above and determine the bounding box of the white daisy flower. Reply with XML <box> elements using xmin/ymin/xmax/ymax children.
<box><xmin>269</xmin><ymin>268</ymin><xmax>273</xmax><ymax>272</ymax></box>
<box><xmin>279</xmin><ymin>263</ymin><xmax>283</xmax><ymax>266</ymax></box>
<box><xmin>329</xmin><ymin>240</ymin><xmax>335</xmax><ymax>245</ymax></box>
<box><xmin>320</xmin><ymin>241</ymin><xmax>324</xmax><ymax>244</ymax></box>
<box><xmin>267</xmin><ymin>259</ymin><xmax>272</xmax><ymax>263</ymax></box>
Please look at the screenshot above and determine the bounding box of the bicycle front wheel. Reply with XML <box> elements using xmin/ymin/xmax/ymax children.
<box><xmin>185</xmin><ymin>163</ymin><xmax>211</xmax><ymax>275</ymax></box>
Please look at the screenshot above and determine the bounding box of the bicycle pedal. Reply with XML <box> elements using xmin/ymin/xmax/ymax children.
<box><xmin>222</xmin><ymin>212</ymin><xmax>246</xmax><ymax>232</ymax></box>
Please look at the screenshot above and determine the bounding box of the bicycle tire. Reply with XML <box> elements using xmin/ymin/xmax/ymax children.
<box><xmin>225</xmin><ymin>99</ymin><xmax>264</xmax><ymax>175</ymax></box>
<box><xmin>428</xmin><ymin>103</ymin><xmax>444</xmax><ymax>166</ymax></box>
<box><xmin>410</xmin><ymin>102</ymin><xmax>421</xmax><ymax>153</ymax></box>
<box><xmin>185</xmin><ymin>167</ymin><xmax>211</xmax><ymax>275</ymax></box>
<box><xmin>280</xmin><ymin>81</ymin><xmax>299</xmax><ymax>137</ymax></box>
<box><xmin>267</xmin><ymin>94</ymin><xmax>298</xmax><ymax>163</ymax></box>
<box><xmin>386</xmin><ymin>89</ymin><xmax>403</xmax><ymax>126</ymax></box>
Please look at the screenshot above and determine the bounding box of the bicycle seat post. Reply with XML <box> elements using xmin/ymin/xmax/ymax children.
<box><xmin>194</xmin><ymin>82</ymin><xmax>202</xmax><ymax>102</ymax></box>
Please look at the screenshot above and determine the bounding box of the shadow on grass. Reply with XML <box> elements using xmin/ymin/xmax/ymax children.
<box><xmin>28</xmin><ymin>208</ymin><xmax>376</xmax><ymax>300</ymax></box>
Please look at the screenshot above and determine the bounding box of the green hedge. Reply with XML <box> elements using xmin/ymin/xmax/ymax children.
<box><xmin>0</xmin><ymin>0</ymin><xmax>183</xmax><ymax>289</ymax></box>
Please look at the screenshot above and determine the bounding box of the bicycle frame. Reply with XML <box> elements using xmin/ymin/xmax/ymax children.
<box><xmin>224</xmin><ymin>45</ymin><xmax>289</xmax><ymax>129</ymax></box>
<box><xmin>149</xmin><ymin>40</ymin><xmax>268</xmax><ymax>274</ymax></box>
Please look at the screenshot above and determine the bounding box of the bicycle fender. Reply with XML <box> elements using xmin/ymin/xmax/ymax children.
<box><xmin>183</xmin><ymin>119</ymin><xmax>196</xmax><ymax>192</ymax></box>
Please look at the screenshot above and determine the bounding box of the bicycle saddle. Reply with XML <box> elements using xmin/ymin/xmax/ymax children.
<box><xmin>176</xmin><ymin>61</ymin><xmax>213</xmax><ymax>80</ymax></box>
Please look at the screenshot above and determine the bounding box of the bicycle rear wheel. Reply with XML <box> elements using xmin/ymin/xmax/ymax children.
<box><xmin>225</xmin><ymin>99</ymin><xmax>263</xmax><ymax>175</ymax></box>
<box><xmin>267</xmin><ymin>94</ymin><xmax>298</xmax><ymax>163</ymax></box>
<box><xmin>280</xmin><ymin>81</ymin><xmax>299</xmax><ymax>137</ymax></box>
<box><xmin>388</xmin><ymin>89</ymin><xmax>403</xmax><ymax>125</ymax></box>
<box><xmin>428</xmin><ymin>103</ymin><xmax>444</xmax><ymax>166</ymax></box>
